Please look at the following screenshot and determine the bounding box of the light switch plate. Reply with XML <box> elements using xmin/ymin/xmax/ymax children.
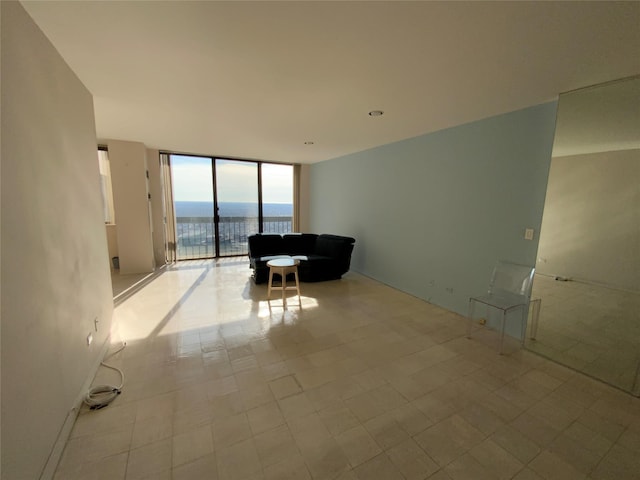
<box><xmin>524</xmin><ymin>228</ymin><xmax>534</xmax><ymax>240</ymax></box>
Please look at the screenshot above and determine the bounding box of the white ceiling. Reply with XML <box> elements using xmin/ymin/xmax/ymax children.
<box><xmin>20</xmin><ymin>1</ymin><xmax>640</xmax><ymax>164</ymax></box>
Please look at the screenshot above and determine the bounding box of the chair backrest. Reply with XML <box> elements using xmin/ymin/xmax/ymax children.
<box><xmin>488</xmin><ymin>261</ymin><xmax>535</xmax><ymax>300</ymax></box>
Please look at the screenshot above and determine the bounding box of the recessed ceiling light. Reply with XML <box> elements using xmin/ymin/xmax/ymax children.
<box><xmin>304</xmin><ymin>141</ymin><xmax>314</xmax><ymax>145</ymax></box>
<box><xmin>368</xmin><ymin>110</ymin><xmax>384</xmax><ymax>117</ymax></box>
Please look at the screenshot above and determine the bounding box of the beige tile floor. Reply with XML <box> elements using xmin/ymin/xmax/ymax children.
<box><xmin>56</xmin><ymin>259</ymin><xmax>640</xmax><ymax>479</ymax></box>
<box><xmin>527</xmin><ymin>274</ymin><xmax>640</xmax><ymax>395</ymax></box>
<box><xmin>111</xmin><ymin>270</ymin><xmax>156</xmax><ymax>302</ymax></box>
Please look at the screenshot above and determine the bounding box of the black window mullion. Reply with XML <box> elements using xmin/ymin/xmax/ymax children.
<box><xmin>212</xmin><ymin>157</ymin><xmax>220</xmax><ymax>257</ymax></box>
<box><xmin>258</xmin><ymin>163</ymin><xmax>264</xmax><ymax>233</ymax></box>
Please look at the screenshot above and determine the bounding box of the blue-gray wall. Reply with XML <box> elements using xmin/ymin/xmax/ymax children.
<box><xmin>310</xmin><ymin>102</ymin><xmax>557</xmax><ymax>335</ymax></box>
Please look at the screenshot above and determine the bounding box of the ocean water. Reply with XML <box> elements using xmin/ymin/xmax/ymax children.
<box><xmin>175</xmin><ymin>201</ymin><xmax>292</xmax><ymax>217</ymax></box>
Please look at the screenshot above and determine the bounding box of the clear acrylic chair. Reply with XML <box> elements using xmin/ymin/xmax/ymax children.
<box><xmin>467</xmin><ymin>261</ymin><xmax>535</xmax><ymax>354</ymax></box>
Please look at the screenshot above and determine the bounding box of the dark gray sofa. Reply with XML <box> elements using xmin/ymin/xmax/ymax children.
<box><xmin>248</xmin><ymin>233</ymin><xmax>356</xmax><ymax>284</ymax></box>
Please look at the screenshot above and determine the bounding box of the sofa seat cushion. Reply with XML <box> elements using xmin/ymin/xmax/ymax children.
<box><xmin>252</xmin><ymin>255</ymin><xmax>293</xmax><ymax>270</ymax></box>
<box><xmin>292</xmin><ymin>254</ymin><xmax>331</xmax><ymax>262</ymax></box>
<box><xmin>294</xmin><ymin>254</ymin><xmax>335</xmax><ymax>282</ymax></box>
<box><xmin>258</xmin><ymin>255</ymin><xmax>293</xmax><ymax>262</ymax></box>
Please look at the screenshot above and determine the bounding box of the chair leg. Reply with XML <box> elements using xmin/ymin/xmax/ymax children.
<box><xmin>467</xmin><ymin>299</ymin><xmax>476</xmax><ymax>338</ymax></box>
<box><xmin>281</xmin><ymin>269</ymin><xmax>287</xmax><ymax>308</ymax></box>
<box><xmin>294</xmin><ymin>269</ymin><xmax>301</xmax><ymax>306</ymax></box>
<box><xmin>267</xmin><ymin>269</ymin><xmax>274</xmax><ymax>298</ymax></box>
<box><xmin>521</xmin><ymin>304</ymin><xmax>528</xmax><ymax>347</ymax></box>
<box><xmin>530</xmin><ymin>298</ymin><xmax>541</xmax><ymax>340</ymax></box>
<box><xmin>499</xmin><ymin>312</ymin><xmax>507</xmax><ymax>354</ymax></box>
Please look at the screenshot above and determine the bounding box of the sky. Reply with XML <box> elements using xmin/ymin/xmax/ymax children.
<box><xmin>171</xmin><ymin>155</ymin><xmax>293</xmax><ymax>204</ymax></box>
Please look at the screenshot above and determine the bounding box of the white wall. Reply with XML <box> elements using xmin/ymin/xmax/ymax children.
<box><xmin>147</xmin><ymin>148</ymin><xmax>167</xmax><ymax>267</ymax></box>
<box><xmin>107</xmin><ymin>140</ymin><xmax>155</xmax><ymax>274</ymax></box>
<box><xmin>1</xmin><ymin>3</ymin><xmax>114</xmax><ymax>478</ymax></box>
<box><xmin>537</xmin><ymin>149</ymin><xmax>639</xmax><ymax>291</ymax></box>
<box><xmin>106</xmin><ymin>224</ymin><xmax>119</xmax><ymax>270</ymax></box>
<box><xmin>299</xmin><ymin>164</ymin><xmax>311</xmax><ymax>232</ymax></box>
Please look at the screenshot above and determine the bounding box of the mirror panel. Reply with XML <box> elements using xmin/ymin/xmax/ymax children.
<box><xmin>527</xmin><ymin>76</ymin><xmax>640</xmax><ymax>396</ymax></box>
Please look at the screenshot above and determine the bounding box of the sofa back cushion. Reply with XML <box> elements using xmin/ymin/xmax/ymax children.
<box><xmin>248</xmin><ymin>234</ymin><xmax>285</xmax><ymax>257</ymax></box>
<box><xmin>283</xmin><ymin>233</ymin><xmax>318</xmax><ymax>255</ymax></box>
<box><xmin>315</xmin><ymin>234</ymin><xmax>355</xmax><ymax>259</ymax></box>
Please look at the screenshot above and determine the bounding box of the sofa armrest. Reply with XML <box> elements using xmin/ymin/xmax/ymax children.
<box><xmin>314</xmin><ymin>234</ymin><xmax>355</xmax><ymax>274</ymax></box>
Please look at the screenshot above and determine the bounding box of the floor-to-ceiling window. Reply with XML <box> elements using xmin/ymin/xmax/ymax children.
<box><xmin>171</xmin><ymin>155</ymin><xmax>216</xmax><ymax>260</ymax></box>
<box><xmin>261</xmin><ymin>163</ymin><xmax>294</xmax><ymax>233</ymax></box>
<box><xmin>215</xmin><ymin>159</ymin><xmax>259</xmax><ymax>256</ymax></box>
<box><xmin>168</xmin><ymin>154</ymin><xmax>294</xmax><ymax>260</ymax></box>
